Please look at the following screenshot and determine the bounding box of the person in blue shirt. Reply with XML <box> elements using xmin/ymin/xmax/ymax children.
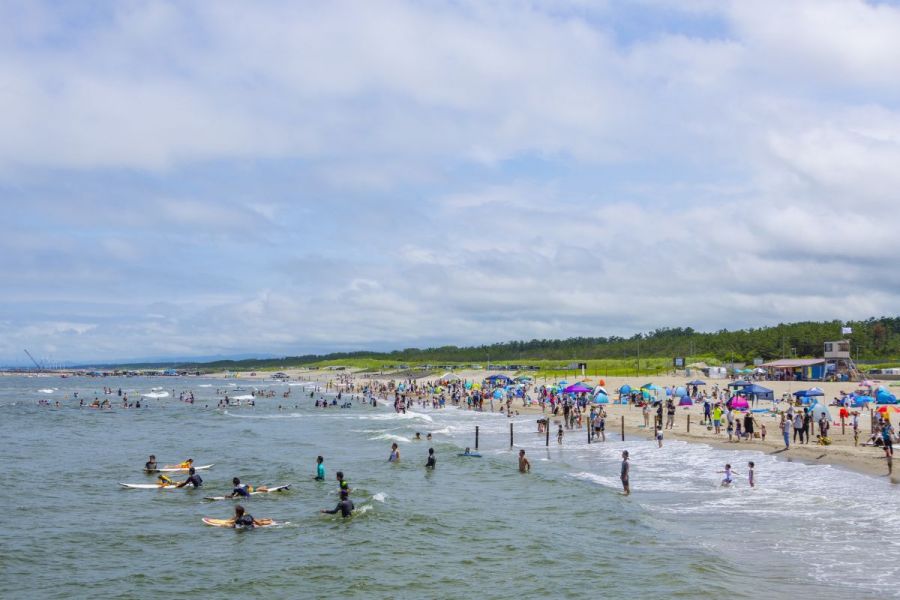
<box><xmin>315</xmin><ymin>455</ymin><xmax>325</xmax><ymax>481</ymax></box>
<box><xmin>227</xmin><ymin>477</ymin><xmax>251</xmax><ymax>498</ymax></box>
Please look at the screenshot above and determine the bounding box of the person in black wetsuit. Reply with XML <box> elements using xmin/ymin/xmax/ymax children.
<box><xmin>176</xmin><ymin>467</ymin><xmax>203</xmax><ymax>488</ymax></box>
<box><xmin>425</xmin><ymin>447</ymin><xmax>436</xmax><ymax>469</ymax></box>
<box><xmin>144</xmin><ymin>455</ymin><xmax>157</xmax><ymax>472</ymax></box>
<box><xmin>227</xmin><ymin>477</ymin><xmax>251</xmax><ymax>498</ymax></box>
<box><xmin>233</xmin><ymin>505</ymin><xmax>258</xmax><ymax>529</ymax></box>
<box><xmin>321</xmin><ymin>490</ymin><xmax>354</xmax><ymax>517</ymax></box>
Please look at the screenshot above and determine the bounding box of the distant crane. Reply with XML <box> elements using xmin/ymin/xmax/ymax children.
<box><xmin>23</xmin><ymin>349</ymin><xmax>44</xmax><ymax>371</ymax></box>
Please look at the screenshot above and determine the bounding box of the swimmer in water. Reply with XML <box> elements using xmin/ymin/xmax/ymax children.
<box><xmin>518</xmin><ymin>449</ymin><xmax>531</xmax><ymax>473</ymax></box>
<box><xmin>425</xmin><ymin>447</ymin><xmax>436</xmax><ymax>469</ymax></box>
<box><xmin>176</xmin><ymin>467</ymin><xmax>203</xmax><ymax>488</ymax></box>
<box><xmin>232</xmin><ymin>504</ymin><xmax>263</xmax><ymax>529</ymax></box>
<box><xmin>389</xmin><ymin>443</ymin><xmax>400</xmax><ymax>462</ymax></box>
<box><xmin>227</xmin><ymin>477</ymin><xmax>267</xmax><ymax>498</ymax></box>
<box><xmin>144</xmin><ymin>455</ymin><xmax>157</xmax><ymax>472</ymax></box>
<box><xmin>414</xmin><ymin>432</ymin><xmax>421</xmax><ymax>440</ymax></box>
<box><xmin>620</xmin><ymin>451</ymin><xmax>630</xmax><ymax>496</ymax></box>
<box><xmin>336</xmin><ymin>471</ymin><xmax>350</xmax><ymax>494</ymax></box>
<box><xmin>321</xmin><ymin>490</ymin><xmax>354</xmax><ymax>518</ymax></box>
<box><xmin>315</xmin><ymin>455</ymin><xmax>325</xmax><ymax>481</ymax></box>
<box><xmin>747</xmin><ymin>461</ymin><xmax>755</xmax><ymax>488</ymax></box>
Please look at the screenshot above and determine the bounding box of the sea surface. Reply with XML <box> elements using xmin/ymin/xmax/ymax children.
<box><xmin>1</xmin><ymin>376</ymin><xmax>898</xmax><ymax>599</ymax></box>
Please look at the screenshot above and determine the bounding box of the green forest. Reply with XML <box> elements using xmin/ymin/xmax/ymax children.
<box><xmin>110</xmin><ymin>316</ymin><xmax>900</xmax><ymax>371</ymax></box>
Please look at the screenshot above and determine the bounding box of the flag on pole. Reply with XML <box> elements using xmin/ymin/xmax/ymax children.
<box><xmin>841</xmin><ymin>326</ymin><xmax>852</xmax><ymax>335</ymax></box>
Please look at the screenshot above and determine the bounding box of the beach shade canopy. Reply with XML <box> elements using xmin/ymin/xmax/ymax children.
<box><xmin>440</xmin><ymin>372</ymin><xmax>461</xmax><ymax>381</ymax></box>
<box><xmin>593</xmin><ymin>393</ymin><xmax>610</xmax><ymax>404</ymax></box>
<box><xmin>557</xmin><ymin>380</ymin><xmax>569</xmax><ymax>385</ymax></box>
<box><xmin>641</xmin><ymin>383</ymin><xmax>656</xmax><ymax>389</ymax></box>
<box><xmin>729</xmin><ymin>396</ymin><xmax>750</xmax><ymax>409</ymax></box>
<box><xmin>674</xmin><ymin>386</ymin><xmax>687</xmax><ymax>397</ymax></box>
<box><xmin>728</xmin><ymin>380</ymin><xmax>752</xmax><ymax>388</ymax></box>
<box><xmin>485</xmin><ymin>374</ymin><xmax>511</xmax><ymax>383</ymax></box>
<box><xmin>564</xmin><ymin>383</ymin><xmax>592</xmax><ymax>394</ymax></box>
<box><xmin>679</xmin><ymin>395</ymin><xmax>693</xmax><ymax>406</ymax></box>
<box><xmin>619</xmin><ymin>384</ymin><xmax>632</xmax><ymax>394</ymax></box>
<box><xmin>849</xmin><ymin>394</ymin><xmax>870</xmax><ymax>407</ymax></box>
<box><xmin>687</xmin><ymin>380</ymin><xmax>706</xmax><ymax>386</ymax></box>
<box><xmin>515</xmin><ymin>376</ymin><xmax>533</xmax><ymax>382</ymax></box>
<box><xmin>594</xmin><ymin>386</ymin><xmax>609</xmax><ymax>397</ymax></box>
<box><xmin>793</xmin><ymin>387</ymin><xmax>825</xmax><ymax>398</ymax></box>
<box><xmin>492</xmin><ymin>389</ymin><xmax>504</xmax><ymax>399</ymax></box>
<box><xmin>877</xmin><ymin>406</ymin><xmax>900</xmax><ymax>414</ymax></box>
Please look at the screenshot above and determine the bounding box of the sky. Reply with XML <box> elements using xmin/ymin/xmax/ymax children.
<box><xmin>1</xmin><ymin>0</ymin><xmax>899</xmax><ymax>365</ymax></box>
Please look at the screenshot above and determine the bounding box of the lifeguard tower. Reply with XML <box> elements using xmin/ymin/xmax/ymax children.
<box><xmin>823</xmin><ymin>340</ymin><xmax>859</xmax><ymax>381</ymax></box>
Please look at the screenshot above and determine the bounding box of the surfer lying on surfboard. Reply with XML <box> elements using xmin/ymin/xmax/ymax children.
<box><xmin>226</xmin><ymin>477</ymin><xmax>270</xmax><ymax>498</ymax></box>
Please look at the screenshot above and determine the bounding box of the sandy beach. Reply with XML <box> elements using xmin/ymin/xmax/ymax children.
<box><xmin>217</xmin><ymin>367</ymin><xmax>898</xmax><ymax>481</ymax></box>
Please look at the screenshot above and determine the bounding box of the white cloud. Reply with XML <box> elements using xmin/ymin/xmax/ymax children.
<box><xmin>0</xmin><ymin>0</ymin><xmax>898</xmax><ymax>363</ymax></box>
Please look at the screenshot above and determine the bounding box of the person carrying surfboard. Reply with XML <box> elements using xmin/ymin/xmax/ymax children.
<box><xmin>176</xmin><ymin>467</ymin><xmax>203</xmax><ymax>488</ymax></box>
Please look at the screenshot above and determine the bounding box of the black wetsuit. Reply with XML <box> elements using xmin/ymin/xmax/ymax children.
<box><xmin>426</xmin><ymin>455</ymin><xmax>436</xmax><ymax>469</ymax></box>
<box><xmin>234</xmin><ymin>514</ymin><xmax>255</xmax><ymax>529</ymax></box>
<box><xmin>232</xmin><ymin>484</ymin><xmax>250</xmax><ymax>497</ymax></box>
<box><xmin>184</xmin><ymin>474</ymin><xmax>203</xmax><ymax>487</ymax></box>
<box><xmin>325</xmin><ymin>499</ymin><xmax>354</xmax><ymax>517</ymax></box>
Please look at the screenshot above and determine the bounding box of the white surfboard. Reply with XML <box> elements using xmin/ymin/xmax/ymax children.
<box><xmin>203</xmin><ymin>484</ymin><xmax>291</xmax><ymax>501</ymax></box>
<box><xmin>119</xmin><ymin>483</ymin><xmax>196</xmax><ymax>490</ymax></box>
<box><xmin>145</xmin><ymin>464</ymin><xmax>214</xmax><ymax>473</ymax></box>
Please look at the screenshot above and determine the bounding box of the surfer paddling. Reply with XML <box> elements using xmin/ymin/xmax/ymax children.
<box><xmin>226</xmin><ymin>477</ymin><xmax>269</xmax><ymax>498</ymax></box>
<box><xmin>232</xmin><ymin>505</ymin><xmax>264</xmax><ymax>529</ymax></box>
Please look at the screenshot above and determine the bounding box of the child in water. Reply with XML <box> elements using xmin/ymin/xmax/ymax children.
<box><xmin>719</xmin><ymin>464</ymin><xmax>738</xmax><ymax>486</ymax></box>
<box><xmin>655</xmin><ymin>427</ymin><xmax>663</xmax><ymax>448</ymax></box>
<box><xmin>557</xmin><ymin>425</ymin><xmax>564</xmax><ymax>444</ymax></box>
<box><xmin>747</xmin><ymin>461</ymin><xmax>755</xmax><ymax>488</ymax></box>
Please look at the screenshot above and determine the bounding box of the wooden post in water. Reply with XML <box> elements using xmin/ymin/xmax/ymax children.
<box><xmin>621</xmin><ymin>415</ymin><xmax>625</xmax><ymax>441</ymax></box>
<box><xmin>510</xmin><ymin>422</ymin><xmax>514</xmax><ymax>447</ymax></box>
<box><xmin>588</xmin><ymin>420</ymin><xmax>592</xmax><ymax>444</ymax></box>
<box><xmin>545</xmin><ymin>419</ymin><xmax>550</xmax><ymax>447</ymax></box>
<box><xmin>475</xmin><ymin>426</ymin><xmax>479</xmax><ymax>450</ymax></box>
<box><xmin>687</xmin><ymin>415</ymin><xmax>690</xmax><ymax>433</ymax></box>
<box><xmin>841</xmin><ymin>416</ymin><xmax>845</xmax><ymax>436</ymax></box>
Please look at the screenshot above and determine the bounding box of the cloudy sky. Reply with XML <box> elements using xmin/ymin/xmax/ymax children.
<box><xmin>1</xmin><ymin>0</ymin><xmax>898</xmax><ymax>364</ymax></box>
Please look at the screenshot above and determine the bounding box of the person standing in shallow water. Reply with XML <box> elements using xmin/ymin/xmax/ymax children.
<box><xmin>620</xmin><ymin>450</ymin><xmax>630</xmax><ymax>496</ymax></box>
<box><xmin>518</xmin><ymin>449</ymin><xmax>530</xmax><ymax>473</ymax></box>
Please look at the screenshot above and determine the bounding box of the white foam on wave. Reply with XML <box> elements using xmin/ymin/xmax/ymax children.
<box><xmin>357</xmin><ymin>412</ymin><xmax>433</xmax><ymax>423</ymax></box>
<box><xmin>38</xmin><ymin>388</ymin><xmax>55</xmax><ymax>394</ymax></box>
<box><xmin>368</xmin><ymin>433</ymin><xmax>411</xmax><ymax>443</ymax></box>
<box><xmin>372</xmin><ymin>492</ymin><xmax>386</xmax><ymax>503</ymax></box>
<box><xmin>231</xmin><ymin>394</ymin><xmax>254</xmax><ymax>400</ymax></box>
<box><xmin>142</xmin><ymin>391</ymin><xmax>169</xmax><ymax>398</ymax></box>
<box><xmin>198</xmin><ymin>384</ymin><xmax>212</xmax><ymax>388</ymax></box>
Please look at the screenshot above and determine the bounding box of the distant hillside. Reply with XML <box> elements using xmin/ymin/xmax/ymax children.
<box><xmin>95</xmin><ymin>316</ymin><xmax>900</xmax><ymax>371</ymax></box>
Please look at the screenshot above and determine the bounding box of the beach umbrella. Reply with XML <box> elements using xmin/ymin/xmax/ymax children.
<box><xmin>564</xmin><ymin>383</ymin><xmax>592</xmax><ymax>394</ymax></box>
<box><xmin>877</xmin><ymin>406</ymin><xmax>900</xmax><ymax>414</ymax></box>
<box><xmin>687</xmin><ymin>379</ymin><xmax>706</xmax><ymax>386</ymax></box>
<box><xmin>729</xmin><ymin>396</ymin><xmax>750</xmax><ymax>410</ymax></box>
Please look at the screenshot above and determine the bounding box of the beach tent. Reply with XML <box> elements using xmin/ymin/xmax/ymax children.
<box><xmin>492</xmin><ymin>389</ymin><xmax>504</xmax><ymax>399</ymax></box>
<box><xmin>729</xmin><ymin>396</ymin><xmax>750</xmax><ymax>410</ymax></box>
<box><xmin>679</xmin><ymin>395</ymin><xmax>693</xmax><ymax>406</ymax></box>
<box><xmin>674</xmin><ymin>386</ymin><xmax>687</xmax><ymax>397</ymax></box>
<box><xmin>515</xmin><ymin>376</ymin><xmax>533</xmax><ymax>382</ymax></box>
<box><xmin>594</xmin><ymin>386</ymin><xmax>609</xmax><ymax>397</ymax></box>
<box><xmin>619</xmin><ymin>385</ymin><xmax>632</xmax><ymax>394</ymax></box>
<box><xmin>809</xmin><ymin>402</ymin><xmax>832</xmax><ymax>423</ymax></box>
<box><xmin>728</xmin><ymin>380</ymin><xmax>752</xmax><ymax>388</ymax></box>
<box><xmin>440</xmin><ymin>372</ymin><xmax>461</xmax><ymax>381</ymax></box>
<box><xmin>485</xmin><ymin>374</ymin><xmax>511</xmax><ymax>384</ymax></box>
<box><xmin>593</xmin><ymin>393</ymin><xmax>610</xmax><ymax>404</ymax></box>
<box><xmin>564</xmin><ymin>383</ymin><xmax>592</xmax><ymax>394</ymax></box>
<box><xmin>849</xmin><ymin>394</ymin><xmax>870</xmax><ymax>407</ymax></box>
<box><xmin>876</xmin><ymin>388</ymin><xmax>898</xmax><ymax>404</ymax></box>
<box><xmin>738</xmin><ymin>384</ymin><xmax>775</xmax><ymax>403</ymax></box>
<box><xmin>793</xmin><ymin>387</ymin><xmax>824</xmax><ymax>398</ymax></box>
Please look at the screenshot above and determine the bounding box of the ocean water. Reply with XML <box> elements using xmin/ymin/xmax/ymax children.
<box><xmin>1</xmin><ymin>376</ymin><xmax>898</xmax><ymax>599</ymax></box>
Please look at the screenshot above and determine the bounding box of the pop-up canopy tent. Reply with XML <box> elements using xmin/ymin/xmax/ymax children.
<box><xmin>439</xmin><ymin>372</ymin><xmax>461</xmax><ymax>381</ymax></box>
<box><xmin>564</xmin><ymin>383</ymin><xmax>592</xmax><ymax>394</ymax></box>
<box><xmin>484</xmin><ymin>374</ymin><xmax>511</xmax><ymax>384</ymax></box>
<box><xmin>735</xmin><ymin>384</ymin><xmax>774</xmax><ymax>403</ymax></box>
